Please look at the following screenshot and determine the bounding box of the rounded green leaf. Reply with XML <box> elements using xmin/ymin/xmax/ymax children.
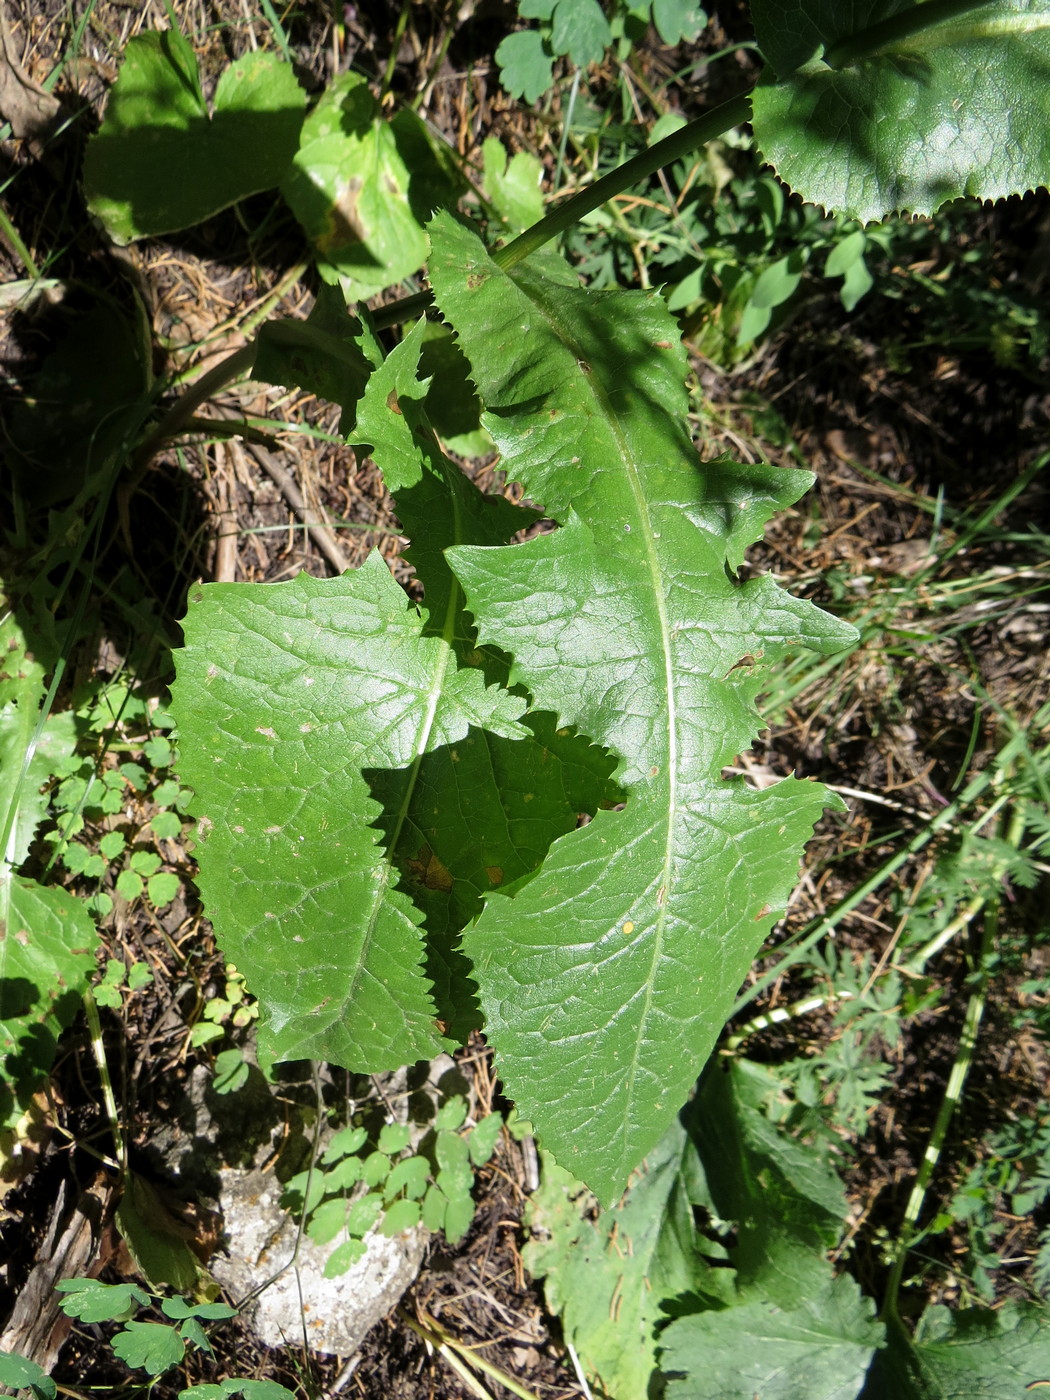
<box><xmin>84</xmin><ymin>36</ymin><xmax>306</xmax><ymax>243</ymax></box>
<box><xmin>436</xmin><ymin>1129</ymin><xmax>473</xmax><ymax>1201</ymax></box>
<box><xmin>149</xmin><ymin>811</ymin><xmax>182</xmax><ymax>839</ymax></box>
<box><xmin>377</xmin><ymin>1121</ymin><xmax>411</xmax><ymax>1155</ymax></box>
<box><xmin>379</xmin><ymin>1197</ymin><xmax>421</xmax><ymax>1235</ymax></box>
<box><xmin>345</xmin><ymin>1192</ymin><xmax>383</xmax><ymax>1236</ymax></box>
<box><xmin>189</xmin><ymin>1021</ymin><xmax>224</xmax><ymax>1047</ymax></box>
<box><xmin>130</xmin><ymin>850</ymin><xmax>161</xmax><ymax>876</ymax></box>
<box><xmin>442</xmin><ymin>1192</ymin><xmax>474</xmax><ymax>1245</ymax></box>
<box><xmin>110</xmin><ymin>1322</ymin><xmax>185</xmax><ymax>1376</ymax></box>
<box><xmin>55</xmin><ymin>1278</ymin><xmax>149</xmax><ymax>1323</ymax></box>
<box><xmin>322</xmin><ymin>1124</ymin><xmax>368</xmax><ymax>1163</ymax></box>
<box><xmin>323</xmin><ymin>1155</ymin><xmax>365</xmax><ymax>1191</ymax></box>
<box><xmin>495</xmin><ymin>30</ymin><xmax>555</xmax><ymax>102</ymax></box>
<box><xmin>116</xmin><ymin>869</ymin><xmax>144</xmax><ymax>900</ymax></box>
<box><xmin>212</xmin><ymin>1047</ymin><xmax>249</xmax><ymax>1095</ymax></box>
<box><xmin>751</xmin><ymin>0</ymin><xmax>1050</xmax><ymax>221</ymax></box>
<box><xmin>652</xmin><ymin>0</ymin><xmax>707</xmax><ymax>46</ymax></box>
<box><xmin>434</xmin><ymin>1096</ymin><xmax>468</xmax><ymax>1132</ymax></box>
<box><xmin>323</xmin><ymin>1236</ymin><xmax>367</xmax><ymax>1277</ymax></box>
<box><xmin>282</xmin><ymin>73</ymin><xmax>430</xmax><ymax>303</ymax></box>
<box><xmin>384</xmin><ymin>1154</ymin><xmax>431</xmax><ymax>1201</ymax></box>
<box><xmin>0</xmin><ymin>1353</ymin><xmax>57</xmax><ymax>1400</ymax></box>
<box><xmin>361</xmin><ymin>1151</ymin><xmax>391</xmax><ymax>1187</ymax></box>
<box><xmin>99</xmin><ymin>831</ymin><xmax>126</xmax><ymax>860</ymax></box>
<box><xmin>307</xmin><ymin>1197</ymin><xmax>350</xmax><ymax>1245</ymax></box>
<box><xmin>421</xmin><ymin>1184</ymin><xmax>447</xmax><ymax>1233</ymax></box>
<box><xmin>467</xmin><ymin>1111</ymin><xmax>503</xmax><ymax>1167</ymax></box>
<box><xmin>550</xmin><ymin>0</ymin><xmax>611</xmax><ymax>67</ymax></box>
<box><xmin>147</xmin><ymin>871</ymin><xmax>181</xmax><ymax>908</ymax></box>
<box><xmin>127</xmin><ymin>961</ymin><xmax>154</xmax><ymax>991</ymax></box>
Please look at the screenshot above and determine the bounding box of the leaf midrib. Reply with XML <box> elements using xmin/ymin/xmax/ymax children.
<box><xmin>512</xmin><ymin>281</ymin><xmax>680</xmax><ymax>1156</ymax></box>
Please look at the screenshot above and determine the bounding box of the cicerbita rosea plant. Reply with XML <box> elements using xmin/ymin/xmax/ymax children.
<box><xmin>62</xmin><ymin>0</ymin><xmax>1049</xmax><ymax>1206</ymax></box>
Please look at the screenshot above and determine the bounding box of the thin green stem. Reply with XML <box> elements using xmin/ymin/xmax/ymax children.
<box><xmin>372</xmin><ymin>88</ymin><xmax>753</xmax><ymax>330</ymax></box>
<box><xmin>825</xmin><ymin>0</ymin><xmax>995</xmax><ymax>68</ymax></box>
<box><xmin>732</xmin><ymin>721</ymin><xmax>1035</xmax><ymax>1020</ymax></box>
<box><xmin>381</xmin><ymin>0</ymin><xmax>412</xmax><ymax>100</ymax></box>
<box><xmin>83</xmin><ymin>990</ymin><xmax>127</xmax><ymax>1172</ymax></box>
<box><xmin>493</xmin><ymin>90</ymin><xmax>751</xmax><ymax>269</ymax></box>
<box><xmin>880</xmin><ymin>794</ymin><xmax>1028</xmax><ymax>1321</ymax></box>
<box><xmin>130</xmin><ymin>344</ymin><xmax>255</xmax><ymax>474</ymax></box>
<box><xmin>0</xmin><ymin>201</ymin><xmax>39</xmax><ymax>277</ymax></box>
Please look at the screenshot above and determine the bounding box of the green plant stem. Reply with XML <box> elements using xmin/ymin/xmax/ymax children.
<box><xmin>881</xmin><ymin>794</ymin><xmax>1028</xmax><ymax>1321</ymax></box>
<box><xmin>825</xmin><ymin>0</ymin><xmax>995</xmax><ymax>68</ymax></box>
<box><xmin>372</xmin><ymin>88</ymin><xmax>754</xmax><ymax>331</ymax></box>
<box><xmin>381</xmin><ymin>0</ymin><xmax>412</xmax><ymax>100</ymax></box>
<box><xmin>496</xmin><ymin>90</ymin><xmax>752</xmax><ymax>268</ymax></box>
<box><xmin>881</xmin><ymin>908</ymin><xmax>994</xmax><ymax>1319</ymax></box>
<box><xmin>130</xmin><ymin>344</ymin><xmax>255</xmax><ymax>474</ymax></box>
<box><xmin>724</xmin><ymin>989</ymin><xmax>855</xmax><ymax>1052</ymax></box>
<box><xmin>82</xmin><ymin>989</ymin><xmax>126</xmax><ymax>1172</ymax></box>
<box><xmin>0</xmin><ymin>202</ymin><xmax>39</xmax><ymax>277</ymax></box>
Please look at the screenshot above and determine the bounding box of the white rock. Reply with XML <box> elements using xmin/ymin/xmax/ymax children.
<box><xmin>211</xmin><ymin>1158</ymin><xmax>426</xmax><ymax>1355</ymax></box>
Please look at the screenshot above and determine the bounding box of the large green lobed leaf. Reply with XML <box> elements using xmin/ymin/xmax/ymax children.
<box><xmin>429</xmin><ymin>212</ymin><xmax>857</xmax><ymax>1204</ymax></box>
<box><xmin>525</xmin><ymin>1060</ymin><xmax>882</xmax><ymax>1398</ymax></box>
<box><xmin>865</xmin><ymin>1300</ymin><xmax>1050</xmax><ymax>1398</ymax></box>
<box><xmin>751</xmin><ymin>0</ymin><xmax>1050</xmax><ymax>221</ymax></box>
<box><xmin>84</xmin><ymin>29</ymin><xmax>305</xmax><ymax>243</ymax></box>
<box><xmin>171</xmin><ymin>324</ymin><xmax>617</xmax><ymax>1064</ymax></box>
<box><xmin>1</xmin><ymin>587</ymin><xmax>97</xmax><ymax>1127</ymax></box>
<box><xmin>282</xmin><ymin>74</ymin><xmax>459</xmax><ymax>304</ymax></box>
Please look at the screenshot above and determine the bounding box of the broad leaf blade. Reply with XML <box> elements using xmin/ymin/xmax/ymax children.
<box><xmin>661</xmin><ymin>1273</ymin><xmax>882</xmax><ymax>1400</ymax></box>
<box><xmin>84</xmin><ymin>35</ymin><xmax>305</xmax><ymax>243</ymax></box>
<box><xmin>355</xmin><ymin>324</ymin><xmax>619</xmax><ymax>1039</ymax></box>
<box><xmin>524</xmin><ymin>1118</ymin><xmax>734</xmax><ymax>1399</ymax></box>
<box><xmin>171</xmin><ymin>325</ymin><xmax>615</xmax><ymax>1065</ymax></box>
<box><xmin>864</xmin><ymin>1301</ymin><xmax>1050</xmax><ymax>1398</ymax></box>
<box><xmin>657</xmin><ymin>1063</ymin><xmax>881</xmax><ymax>1398</ymax></box>
<box><xmin>0</xmin><ymin>878</ymin><xmax>98</xmax><ymax>1128</ymax></box>
<box><xmin>751</xmin><ymin>0</ymin><xmax>1050</xmax><ymax>221</ymax></box>
<box><xmin>429</xmin><ymin>212</ymin><xmax>857</xmax><ymax>1204</ymax></box>
<box><xmin>1</xmin><ymin>586</ymin><xmax>98</xmax><ymax>1128</ymax></box>
<box><xmin>282</xmin><ymin>75</ymin><xmax>457</xmax><ymax>304</ymax></box>
<box><xmin>693</xmin><ymin>1059</ymin><xmax>848</xmax><ymax>1302</ymax></box>
<box><xmin>171</xmin><ymin>544</ymin><xmax>527</xmax><ymax>1067</ymax></box>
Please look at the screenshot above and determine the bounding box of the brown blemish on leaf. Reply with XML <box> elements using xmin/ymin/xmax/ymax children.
<box><xmin>466</xmin><ymin>271</ymin><xmax>486</xmax><ymax>290</ymax></box>
<box><xmin>386</xmin><ymin>389</ymin><xmax>402</xmax><ymax>415</ymax></box>
<box><xmin>485</xmin><ymin>866</ymin><xmax>504</xmax><ymax>887</ymax></box>
<box><xmin>406</xmin><ymin>844</ymin><xmax>453</xmax><ymax>893</ymax></box>
<box><xmin>318</xmin><ymin>178</ymin><xmax>367</xmax><ymax>254</ymax></box>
